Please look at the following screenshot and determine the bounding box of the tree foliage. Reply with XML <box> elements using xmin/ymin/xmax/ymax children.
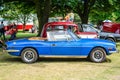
<box><xmin>0</xmin><ymin>1</ymin><xmax>35</xmax><ymax>32</ymax></box>
<box><xmin>1</xmin><ymin>0</ymin><xmax>51</xmax><ymax>36</ymax></box>
<box><xmin>51</xmin><ymin>0</ymin><xmax>73</xmax><ymax>17</ymax></box>
<box><xmin>89</xmin><ymin>0</ymin><xmax>114</xmax><ymax>23</ymax></box>
<box><xmin>51</xmin><ymin>0</ymin><xmax>96</xmax><ymax>24</ymax></box>
<box><xmin>1</xmin><ymin>0</ymin><xmax>120</xmax><ymax>35</ymax></box>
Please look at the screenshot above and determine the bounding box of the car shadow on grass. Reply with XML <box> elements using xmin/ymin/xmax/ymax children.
<box><xmin>1</xmin><ymin>57</ymin><xmax>89</xmax><ymax>63</ymax></box>
<box><xmin>0</xmin><ymin>55</ymin><xmax>112</xmax><ymax>63</ymax></box>
<box><xmin>0</xmin><ymin>57</ymin><xmax>22</xmax><ymax>63</ymax></box>
<box><xmin>37</xmin><ymin>57</ymin><xmax>112</xmax><ymax>63</ymax></box>
<box><xmin>38</xmin><ymin>57</ymin><xmax>89</xmax><ymax>63</ymax></box>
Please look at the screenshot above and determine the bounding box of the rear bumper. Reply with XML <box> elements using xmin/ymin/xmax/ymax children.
<box><xmin>6</xmin><ymin>50</ymin><xmax>20</xmax><ymax>52</ymax></box>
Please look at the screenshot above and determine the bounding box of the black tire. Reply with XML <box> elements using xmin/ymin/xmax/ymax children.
<box><xmin>21</xmin><ymin>48</ymin><xmax>38</xmax><ymax>63</ymax></box>
<box><xmin>106</xmin><ymin>38</ymin><xmax>115</xmax><ymax>42</ymax></box>
<box><xmin>90</xmin><ymin>47</ymin><xmax>106</xmax><ymax>63</ymax></box>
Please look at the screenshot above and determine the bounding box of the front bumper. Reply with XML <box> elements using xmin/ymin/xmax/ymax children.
<box><xmin>109</xmin><ymin>51</ymin><xmax>117</xmax><ymax>53</ymax></box>
<box><xmin>109</xmin><ymin>50</ymin><xmax>119</xmax><ymax>53</ymax></box>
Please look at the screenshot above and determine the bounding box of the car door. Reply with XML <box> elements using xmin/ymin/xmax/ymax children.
<box><xmin>47</xmin><ymin>30</ymin><xmax>82</xmax><ymax>55</ymax></box>
<box><xmin>51</xmin><ymin>40</ymin><xmax>82</xmax><ymax>55</ymax></box>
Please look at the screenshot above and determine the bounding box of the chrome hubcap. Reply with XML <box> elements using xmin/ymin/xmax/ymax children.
<box><xmin>93</xmin><ymin>50</ymin><xmax>103</xmax><ymax>61</ymax></box>
<box><xmin>24</xmin><ymin>51</ymin><xmax>34</xmax><ymax>61</ymax></box>
<box><xmin>94</xmin><ymin>52</ymin><xmax>102</xmax><ymax>59</ymax></box>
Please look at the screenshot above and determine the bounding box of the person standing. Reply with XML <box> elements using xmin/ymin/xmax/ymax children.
<box><xmin>65</xmin><ymin>15</ymin><xmax>70</xmax><ymax>22</ymax></box>
<box><xmin>69</xmin><ymin>11</ymin><xmax>74</xmax><ymax>22</ymax></box>
<box><xmin>9</xmin><ymin>22</ymin><xmax>17</xmax><ymax>40</ymax></box>
<box><xmin>97</xmin><ymin>20</ymin><xmax>103</xmax><ymax>31</ymax></box>
<box><xmin>0</xmin><ymin>21</ymin><xmax>6</xmax><ymax>41</ymax></box>
<box><xmin>65</xmin><ymin>11</ymin><xmax>74</xmax><ymax>22</ymax></box>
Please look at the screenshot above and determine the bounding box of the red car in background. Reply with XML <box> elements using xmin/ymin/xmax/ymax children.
<box><xmin>4</xmin><ymin>24</ymin><xmax>33</xmax><ymax>31</ymax></box>
<box><xmin>4</xmin><ymin>24</ymin><xmax>33</xmax><ymax>36</ymax></box>
<box><xmin>17</xmin><ymin>24</ymin><xmax>33</xmax><ymax>31</ymax></box>
<box><xmin>41</xmin><ymin>22</ymin><xmax>98</xmax><ymax>38</ymax></box>
<box><xmin>102</xmin><ymin>22</ymin><xmax>120</xmax><ymax>34</ymax></box>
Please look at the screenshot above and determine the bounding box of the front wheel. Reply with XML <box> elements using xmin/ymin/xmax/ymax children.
<box><xmin>21</xmin><ymin>48</ymin><xmax>38</xmax><ymax>63</ymax></box>
<box><xmin>89</xmin><ymin>47</ymin><xmax>106</xmax><ymax>63</ymax></box>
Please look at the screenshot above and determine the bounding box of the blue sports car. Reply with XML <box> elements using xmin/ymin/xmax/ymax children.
<box><xmin>5</xmin><ymin>30</ymin><xmax>117</xmax><ymax>63</ymax></box>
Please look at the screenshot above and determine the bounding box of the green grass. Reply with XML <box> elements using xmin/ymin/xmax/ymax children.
<box><xmin>0</xmin><ymin>33</ymin><xmax>120</xmax><ymax>80</ymax></box>
<box><xmin>0</xmin><ymin>50</ymin><xmax>120</xmax><ymax>80</ymax></box>
<box><xmin>16</xmin><ymin>32</ymin><xmax>37</xmax><ymax>38</ymax></box>
<box><xmin>0</xmin><ymin>31</ymin><xmax>37</xmax><ymax>41</ymax></box>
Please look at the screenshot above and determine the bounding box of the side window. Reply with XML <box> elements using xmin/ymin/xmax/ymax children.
<box><xmin>82</xmin><ymin>25</ymin><xmax>92</xmax><ymax>32</ymax></box>
<box><xmin>47</xmin><ymin>26</ymin><xmax>52</xmax><ymax>31</ymax></box>
<box><xmin>47</xmin><ymin>31</ymin><xmax>73</xmax><ymax>41</ymax></box>
<box><xmin>68</xmin><ymin>26</ymin><xmax>73</xmax><ymax>30</ymax></box>
<box><xmin>77</xmin><ymin>24</ymin><xmax>83</xmax><ymax>32</ymax></box>
<box><xmin>68</xmin><ymin>26</ymin><xmax>77</xmax><ymax>33</ymax></box>
<box><xmin>54</xmin><ymin>26</ymin><xmax>64</xmax><ymax>30</ymax></box>
<box><xmin>54</xmin><ymin>31</ymin><xmax>73</xmax><ymax>41</ymax></box>
<box><xmin>82</xmin><ymin>25</ymin><xmax>96</xmax><ymax>32</ymax></box>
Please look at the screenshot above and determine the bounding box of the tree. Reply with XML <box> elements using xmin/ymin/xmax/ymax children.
<box><xmin>0</xmin><ymin>1</ymin><xmax>35</xmax><ymax>32</ymax></box>
<box><xmin>33</xmin><ymin>0</ymin><xmax>51</xmax><ymax>36</ymax></box>
<box><xmin>89</xmin><ymin>0</ymin><xmax>114</xmax><ymax>23</ymax></box>
<box><xmin>1</xmin><ymin>0</ymin><xmax>119</xmax><ymax>35</ymax></box>
<box><xmin>2</xmin><ymin>0</ymin><xmax>51</xmax><ymax>36</ymax></box>
<box><xmin>51</xmin><ymin>0</ymin><xmax>96</xmax><ymax>24</ymax></box>
<box><xmin>111</xmin><ymin>0</ymin><xmax>120</xmax><ymax>22</ymax></box>
<box><xmin>16</xmin><ymin>2</ymin><xmax>35</xmax><ymax>32</ymax></box>
<box><xmin>51</xmin><ymin>0</ymin><xmax>72</xmax><ymax>18</ymax></box>
<box><xmin>65</xmin><ymin>0</ymin><xmax>96</xmax><ymax>24</ymax></box>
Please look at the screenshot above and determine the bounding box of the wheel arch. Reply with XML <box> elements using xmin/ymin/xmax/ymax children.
<box><xmin>20</xmin><ymin>47</ymin><xmax>39</xmax><ymax>56</ymax></box>
<box><xmin>88</xmin><ymin>46</ymin><xmax>108</xmax><ymax>56</ymax></box>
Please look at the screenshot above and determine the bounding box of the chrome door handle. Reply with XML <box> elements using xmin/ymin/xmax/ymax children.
<box><xmin>52</xmin><ymin>44</ymin><xmax>56</xmax><ymax>46</ymax></box>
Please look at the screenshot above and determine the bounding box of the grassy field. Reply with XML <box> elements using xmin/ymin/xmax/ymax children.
<box><xmin>0</xmin><ymin>33</ymin><xmax>120</xmax><ymax>80</ymax></box>
<box><xmin>1</xmin><ymin>31</ymin><xmax>37</xmax><ymax>40</ymax></box>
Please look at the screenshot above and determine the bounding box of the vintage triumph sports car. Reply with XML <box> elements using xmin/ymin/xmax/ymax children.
<box><xmin>5</xmin><ymin>30</ymin><xmax>117</xmax><ymax>63</ymax></box>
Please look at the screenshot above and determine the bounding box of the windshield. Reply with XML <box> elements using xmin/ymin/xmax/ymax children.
<box><xmin>47</xmin><ymin>30</ymin><xmax>79</xmax><ymax>41</ymax></box>
<box><xmin>67</xmin><ymin>30</ymin><xmax>80</xmax><ymax>40</ymax></box>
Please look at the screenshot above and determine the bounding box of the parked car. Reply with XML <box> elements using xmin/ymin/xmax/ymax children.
<box><xmin>4</xmin><ymin>30</ymin><xmax>117</xmax><ymax>63</ymax></box>
<box><xmin>4</xmin><ymin>24</ymin><xmax>33</xmax><ymax>31</ymax></box>
<box><xmin>102</xmin><ymin>22</ymin><xmax>120</xmax><ymax>34</ymax></box>
<box><xmin>79</xmin><ymin>24</ymin><xmax>120</xmax><ymax>42</ymax></box>
<box><xmin>41</xmin><ymin>22</ymin><xmax>98</xmax><ymax>39</ymax></box>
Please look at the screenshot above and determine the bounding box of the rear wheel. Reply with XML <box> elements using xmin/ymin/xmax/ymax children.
<box><xmin>90</xmin><ymin>47</ymin><xmax>106</xmax><ymax>63</ymax></box>
<box><xmin>21</xmin><ymin>48</ymin><xmax>38</xmax><ymax>63</ymax></box>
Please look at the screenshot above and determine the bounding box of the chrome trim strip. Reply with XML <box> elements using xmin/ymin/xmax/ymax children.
<box><xmin>39</xmin><ymin>55</ymin><xmax>87</xmax><ymax>58</ymax></box>
<box><xmin>6</xmin><ymin>50</ymin><xmax>20</xmax><ymax>52</ymax></box>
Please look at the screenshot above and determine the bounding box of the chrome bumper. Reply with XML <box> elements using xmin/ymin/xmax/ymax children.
<box><xmin>6</xmin><ymin>50</ymin><xmax>20</xmax><ymax>52</ymax></box>
<box><xmin>109</xmin><ymin>51</ymin><xmax>117</xmax><ymax>53</ymax></box>
<box><xmin>109</xmin><ymin>50</ymin><xmax>119</xmax><ymax>53</ymax></box>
